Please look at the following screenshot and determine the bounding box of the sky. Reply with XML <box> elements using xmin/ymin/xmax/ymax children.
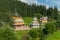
<box><xmin>19</xmin><ymin>0</ymin><xmax>60</xmax><ymax>11</ymax></box>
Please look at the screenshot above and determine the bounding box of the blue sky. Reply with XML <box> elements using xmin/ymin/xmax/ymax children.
<box><xmin>38</xmin><ymin>0</ymin><xmax>60</xmax><ymax>8</ymax></box>
<box><xmin>20</xmin><ymin>0</ymin><xmax>60</xmax><ymax>11</ymax></box>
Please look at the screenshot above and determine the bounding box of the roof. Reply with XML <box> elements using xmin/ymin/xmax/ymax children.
<box><xmin>15</xmin><ymin>18</ymin><xmax>24</xmax><ymax>22</ymax></box>
<box><xmin>33</xmin><ymin>17</ymin><xmax>37</xmax><ymax>21</ymax></box>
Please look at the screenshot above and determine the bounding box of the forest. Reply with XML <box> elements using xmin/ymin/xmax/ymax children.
<box><xmin>0</xmin><ymin>0</ymin><xmax>59</xmax><ymax>24</ymax></box>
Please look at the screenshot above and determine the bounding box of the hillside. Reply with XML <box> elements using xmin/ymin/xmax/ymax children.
<box><xmin>0</xmin><ymin>0</ymin><xmax>59</xmax><ymax>27</ymax></box>
<box><xmin>46</xmin><ymin>30</ymin><xmax>60</xmax><ymax>40</ymax></box>
<box><xmin>0</xmin><ymin>0</ymin><xmax>58</xmax><ymax>17</ymax></box>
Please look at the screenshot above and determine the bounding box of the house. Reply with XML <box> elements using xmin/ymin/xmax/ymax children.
<box><xmin>30</xmin><ymin>17</ymin><xmax>40</xmax><ymax>28</ymax></box>
<box><xmin>40</xmin><ymin>16</ymin><xmax>48</xmax><ymax>23</ymax></box>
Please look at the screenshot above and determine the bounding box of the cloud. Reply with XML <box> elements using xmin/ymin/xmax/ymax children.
<box><xmin>54</xmin><ymin>1</ymin><xmax>60</xmax><ymax>5</ymax></box>
<box><xmin>18</xmin><ymin>0</ymin><xmax>45</xmax><ymax>5</ymax></box>
<box><xmin>18</xmin><ymin>0</ymin><xmax>60</xmax><ymax>11</ymax></box>
<box><xmin>45</xmin><ymin>0</ymin><xmax>60</xmax><ymax>5</ymax></box>
<box><xmin>18</xmin><ymin>0</ymin><xmax>37</xmax><ymax>4</ymax></box>
<box><xmin>58</xmin><ymin>8</ymin><xmax>60</xmax><ymax>11</ymax></box>
<box><xmin>46</xmin><ymin>5</ymin><xmax>49</xmax><ymax>9</ymax></box>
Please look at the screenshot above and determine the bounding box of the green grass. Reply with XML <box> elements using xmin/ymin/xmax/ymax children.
<box><xmin>23</xmin><ymin>17</ymin><xmax>33</xmax><ymax>26</ymax></box>
<box><xmin>46</xmin><ymin>30</ymin><xmax>60</xmax><ymax>40</ymax></box>
<box><xmin>15</xmin><ymin>30</ymin><xmax>29</xmax><ymax>40</ymax></box>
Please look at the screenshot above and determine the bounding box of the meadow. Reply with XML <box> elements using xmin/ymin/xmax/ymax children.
<box><xmin>46</xmin><ymin>30</ymin><xmax>60</xmax><ymax>40</ymax></box>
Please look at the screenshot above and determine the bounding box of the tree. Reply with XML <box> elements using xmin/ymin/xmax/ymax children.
<box><xmin>40</xmin><ymin>6</ymin><xmax>47</xmax><ymax>16</ymax></box>
<box><xmin>35</xmin><ymin>13</ymin><xmax>42</xmax><ymax>19</ymax></box>
<box><xmin>45</xmin><ymin>22</ymin><xmax>56</xmax><ymax>34</ymax></box>
<box><xmin>0</xmin><ymin>0</ymin><xmax>59</xmax><ymax>18</ymax></box>
<box><xmin>29</xmin><ymin>29</ymin><xmax>38</xmax><ymax>40</ymax></box>
<box><xmin>47</xmin><ymin>7</ymin><xmax>54</xmax><ymax>19</ymax></box>
<box><xmin>21</xmin><ymin>34</ymin><xmax>32</xmax><ymax>40</ymax></box>
<box><xmin>38</xmin><ymin>29</ymin><xmax>45</xmax><ymax>40</ymax></box>
<box><xmin>0</xmin><ymin>25</ymin><xmax>17</xmax><ymax>40</ymax></box>
<box><xmin>53</xmin><ymin>6</ymin><xmax>58</xmax><ymax>19</ymax></box>
<box><xmin>56</xmin><ymin>20</ymin><xmax>60</xmax><ymax>29</ymax></box>
<box><xmin>0</xmin><ymin>12</ymin><xmax>14</xmax><ymax>25</ymax></box>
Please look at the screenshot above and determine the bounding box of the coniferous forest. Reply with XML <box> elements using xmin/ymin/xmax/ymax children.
<box><xmin>0</xmin><ymin>0</ymin><xmax>59</xmax><ymax>17</ymax></box>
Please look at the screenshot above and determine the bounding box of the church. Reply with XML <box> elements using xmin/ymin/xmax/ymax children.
<box><xmin>30</xmin><ymin>17</ymin><xmax>40</xmax><ymax>28</ymax></box>
<box><xmin>13</xmin><ymin>13</ymin><xmax>30</xmax><ymax>30</ymax></box>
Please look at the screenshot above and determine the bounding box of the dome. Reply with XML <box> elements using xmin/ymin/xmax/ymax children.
<box><xmin>33</xmin><ymin>17</ymin><xmax>37</xmax><ymax>21</ymax></box>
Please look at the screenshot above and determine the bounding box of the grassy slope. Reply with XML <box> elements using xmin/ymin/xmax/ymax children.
<box><xmin>15</xmin><ymin>30</ymin><xmax>29</xmax><ymax>40</ymax></box>
<box><xmin>46</xmin><ymin>30</ymin><xmax>60</xmax><ymax>40</ymax></box>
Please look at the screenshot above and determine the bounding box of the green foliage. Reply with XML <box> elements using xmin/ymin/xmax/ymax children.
<box><xmin>0</xmin><ymin>20</ymin><xmax>3</xmax><ymax>27</ymax></box>
<box><xmin>35</xmin><ymin>14</ymin><xmax>42</xmax><ymax>19</ymax></box>
<box><xmin>15</xmin><ymin>30</ymin><xmax>29</xmax><ymax>40</ymax></box>
<box><xmin>53</xmin><ymin>6</ymin><xmax>58</xmax><ymax>19</ymax></box>
<box><xmin>56</xmin><ymin>20</ymin><xmax>60</xmax><ymax>29</ymax></box>
<box><xmin>29</xmin><ymin>28</ymin><xmax>45</xmax><ymax>40</ymax></box>
<box><xmin>47</xmin><ymin>7</ymin><xmax>58</xmax><ymax>20</ymax></box>
<box><xmin>47</xmin><ymin>7</ymin><xmax>54</xmax><ymax>19</ymax></box>
<box><xmin>21</xmin><ymin>34</ymin><xmax>32</xmax><ymax>40</ymax></box>
<box><xmin>46</xmin><ymin>30</ymin><xmax>60</xmax><ymax>40</ymax></box>
<box><xmin>0</xmin><ymin>0</ymin><xmax>59</xmax><ymax>19</ymax></box>
<box><xmin>45</xmin><ymin>22</ymin><xmax>56</xmax><ymax>34</ymax></box>
<box><xmin>0</xmin><ymin>12</ymin><xmax>14</xmax><ymax>26</ymax></box>
<box><xmin>0</xmin><ymin>0</ymin><xmax>16</xmax><ymax>12</ymax></box>
<box><xmin>0</xmin><ymin>12</ymin><xmax>11</xmax><ymax>22</ymax></box>
<box><xmin>23</xmin><ymin>17</ymin><xmax>33</xmax><ymax>26</ymax></box>
<box><xmin>38</xmin><ymin>29</ymin><xmax>45</xmax><ymax>40</ymax></box>
<box><xmin>29</xmin><ymin>29</ymin><xmax>38</xmax><ymax>38</ymax></box>
<box><xmin>0</xmin><ymin>25</ymin><xmax>17</xmax><ymax>40</ymax></box>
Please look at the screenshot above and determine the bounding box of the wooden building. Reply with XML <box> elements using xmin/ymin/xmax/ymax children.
<box><xmin>40</xmin><ymin>16</ymin><xmax>48</xmax><ymax>23</ymax></box>
<box><xmin>30</xmin><ymin>17</ymin><xmax>40</xmax><ymax>28</ymax></box>
<box><xmin>13</xmin><ymin>13</ymin><xmax>30</xmax><ymax>30</ymax></box>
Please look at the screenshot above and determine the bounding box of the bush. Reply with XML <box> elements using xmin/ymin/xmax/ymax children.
<box><xmin>29</xmin><ymin>29</ymin><xmax>38</xmax><ymax>38</ymax></box>
<box><xmin>0</xmin><ymin>25</ymin><xmax>17</xmax><ymax>40</ymax></box>
<box><xmin>35</xmin><ymin>14</ymin><xmax>42</xmax><ymax>19</ymax></box>
<box><xmin>56</xmin><ymin>20</ymin><xmax>60</xmax><ymax>29</ymax></box>
<box><xmin>46</xmin><ymin>30</ymin><xmax>60</xmax><ymax>40</ymax></box>
<box><xmin>45</xmin><ymin>22</ymin><xmax>56</xmax><ymax>34</ymax></box>
<box><xmin>29</xmin><ymin>28</ymin><xmax>45</xmax><ymax>40</ymax></box>
<box><xmin>21</xmin><ymin>34</ymin><xmax>33</xmax><ymax>40</ymax></box>
<box><xmin>38</xmin><ymin>29</ymin><xmax>45</xmax><ymax>40</ymax></box>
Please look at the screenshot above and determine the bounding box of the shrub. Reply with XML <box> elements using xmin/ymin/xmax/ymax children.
<box><xmin>29</xmin><ymin>28</ymin><xmax>45</xmax><ymax>40</ymax></box>
<box><xmin>35</xmin><ymin>14</ymin><xmax>42</xmax><ymax>19</ymax></box>
<box><xmin>56</xmin><ymin>20</ymin><xmax>60</xmax><ymax>30</ymax></box>
<box><xmin>29</xmin><ymin>29</ymin><xmax>38</xmax><ymax>38</ymax></box>
<box><xmin>21</xmin><ymin>34</ymin><xmax>33</xmax><ymax>40</ymax></box>
<box><xmin>0</xmin><ymin>25</ymin><xmax>17</xmax><ymax>40</ymax></box>
<box><xmin>45</xmin><ymin>22</ymin><xmax>56</xmax><ymax>34</ymax></box>
<box><xmin>38</xmin><ymin>29</ymin><xmax>45</xmax><ymax>40</ymax></box>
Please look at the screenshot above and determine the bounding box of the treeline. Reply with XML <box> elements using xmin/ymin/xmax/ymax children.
<box><xmin>0</xmin><ymin>0</ymin><xmax>59</xmax><ymax>23</ymax></box>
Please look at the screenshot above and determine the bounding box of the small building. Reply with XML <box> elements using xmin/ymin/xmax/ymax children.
<box><xmin>39</xmin><ymin>17</ymin><xmax>48</xmax><ymax>29</ymax></box>
<box><xmin>13</xmin><ymin>13</ymin><xmax>30</xmax><ymax>30</ymax></box>
<box><xmin>30</xmin><ymin>17</ymin><xmax>40</xmax><ymax>28</ymax></box>
<box><xmin>13</xmin><ymin>16</ymin><xmax>25</xmax><ymax>26</ymax></box>
<box><xmin>40</xmin><ymin>16</ymin><xmax>48</xmax><ymax>23</ymax></box>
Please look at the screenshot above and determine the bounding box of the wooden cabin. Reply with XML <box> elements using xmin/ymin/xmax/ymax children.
<box><xmin>13</xmin><ymin>15</ymin><xmax>30</xmax><ymax>30</ymax></box>
<box><xmin>40</xmin><ymin>16</ymin><xmax>48</xmax><ymax>23</ymax></box>
<box><xmin>13</xmin><ymin>16</ymin><xmax>24</xmax><ymax>30</ymax></box>
<box><xmin>30</xmin><ymin>17</ymin><xmax>40</xmax><ymax>28</ymax></box>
